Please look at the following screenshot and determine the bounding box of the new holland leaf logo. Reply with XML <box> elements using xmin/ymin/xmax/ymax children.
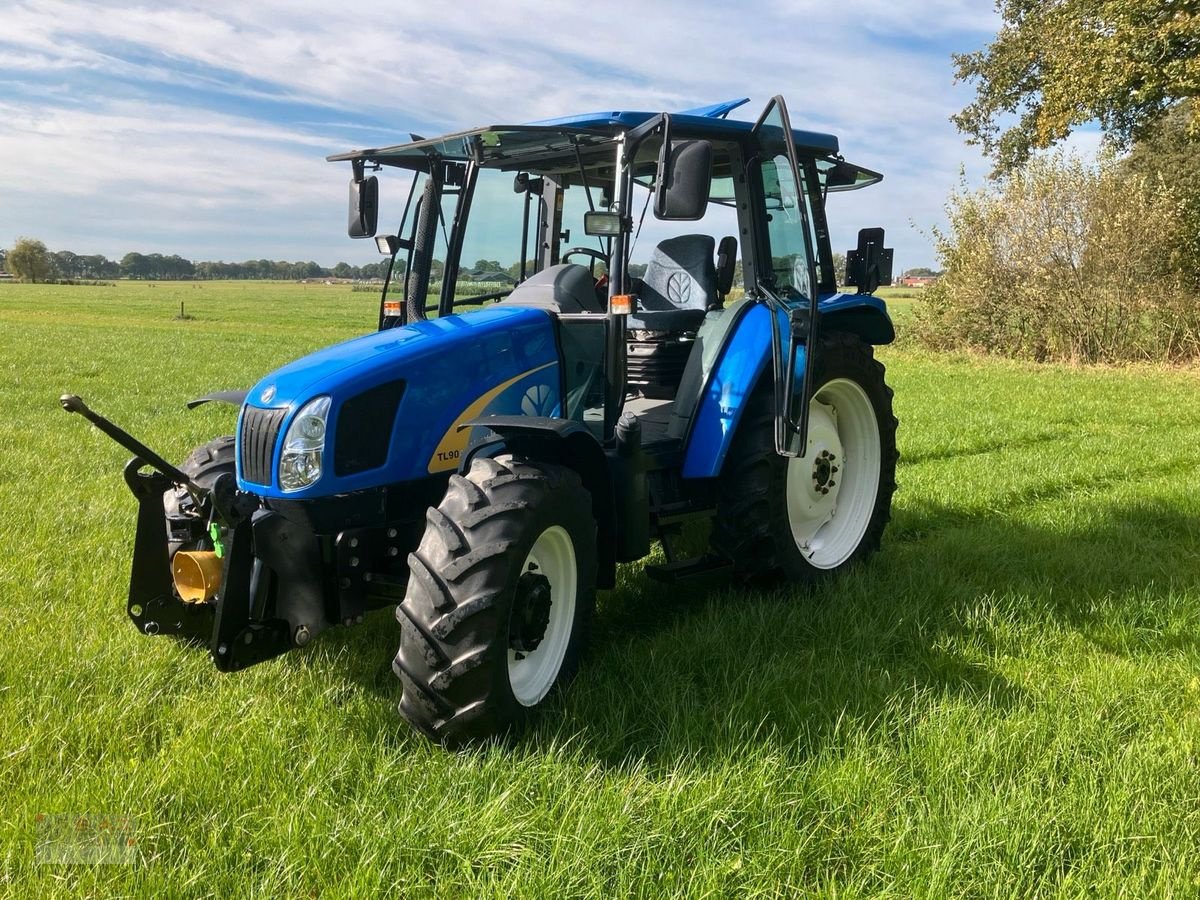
<box><xmin>667</xmin><ymin>272</ymin><xmax>692</xmax><ymax>307</ymax></box>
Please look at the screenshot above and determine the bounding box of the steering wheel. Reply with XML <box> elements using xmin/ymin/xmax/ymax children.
<box><xmin>561</xmin><ymin>247</ymin><xmax>608</xmax><ymax>279</ymax></box>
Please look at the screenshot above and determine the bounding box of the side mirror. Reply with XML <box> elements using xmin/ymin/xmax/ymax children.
<box><xmin>513</xmin><ymin>173</ymin><xmax>544</xmax><ymax>195</ymax></box>
<box><xmin>844</xmin><ymin>227</ymin><xmax>894</xmax><ymax>294</ymax></box>
<box><xmin>348</xmin><ymin>175</ymin><xmax>379</xmax><ymax>238</ymax></box>
<box><xmin>654</xmin><ymin>139</ymin><xmax>712</xmax><ymax>221</ymax></box>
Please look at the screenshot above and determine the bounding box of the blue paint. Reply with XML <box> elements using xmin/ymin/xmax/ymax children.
<box><xmin>681</xmin><ymin>301</ymin><xmax>776</xmax><ymax>479</ymax></box>
<box><xmin>524</xmin><ymin>104</ymin><xmax>839</xmax><ymax>155</ymax></box>
<box><xmin>673</xmin><ymin>98</ymin><xmax>752</xmax><ymax>119</ymax></box>
<box><xmin>681</xmin><ymin>293</ymin><xmax>892</xmax><ymax>479</ymax></box>
<box><xmin>236</xmin><ymin>306</ymin><xmax>561</xmax><ymax>498</ymax></box>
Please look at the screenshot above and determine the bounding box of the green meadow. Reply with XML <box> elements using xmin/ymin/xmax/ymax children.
<box><xmin>2</xmin><ymin>280</ymin><xmax>1200</xmax><ymax>897</ymax></box>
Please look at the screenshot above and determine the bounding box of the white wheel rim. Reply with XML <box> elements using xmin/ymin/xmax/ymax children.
<box><xmin>508</xmin><ymin>525</ymin><xmax>577</xmax><ymax>707</ymax></box>
<box><xmin>784</xmin><ymin>377</ymin><xmax>881</xmax><ymax>570</ymax></box>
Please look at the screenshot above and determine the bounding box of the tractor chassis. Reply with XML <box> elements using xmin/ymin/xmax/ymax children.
<box><xmin>123</xmin><ymin>457</ymin><xmax>430</xmax><ymax>671</ymax></box>
<box><xmin>121</xmin><ymin>416</ymin><xmax>728</xmax><ymax>672</ymax></box>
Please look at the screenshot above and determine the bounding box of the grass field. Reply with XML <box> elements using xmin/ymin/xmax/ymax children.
<box><xmin>3</xmin><ymin>280</ymin><xmax>1200</xmax><ymax>897</ymax></box>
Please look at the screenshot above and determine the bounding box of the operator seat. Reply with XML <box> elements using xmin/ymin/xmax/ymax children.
<box><xmin>627</xmin><ymin>234</ymin><xmax>719</xmax><ymax>333</ymax></box>
<box><xmin>626</xmin><ymin>234</ymin><xmax>738</xmax><ymax>400</ymax></box>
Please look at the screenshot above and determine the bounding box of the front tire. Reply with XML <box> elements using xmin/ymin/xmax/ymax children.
<box><xmin>711</xmin><ymin>332</ymin><xmax>898</xmax><ymax>582</ymax></box>
<box><xmin>393</xmin><ymin>455</ymin><xmax>597</xmax><ymax>745</ymax></box>
<box><xmin>164</xmin><ymin>435</ymin><xmax>236</xmax><ymax>557</ymax></box>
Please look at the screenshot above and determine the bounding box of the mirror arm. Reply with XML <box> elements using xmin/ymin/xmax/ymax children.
<box><xmin>623</xmin><ymin>113</ymin><xmax>667</xmax><ymax>166</ymax></box>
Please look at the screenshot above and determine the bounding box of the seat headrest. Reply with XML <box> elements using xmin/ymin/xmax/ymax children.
<box><xmin>639</xmin><ymin>234</ymin><xmax>718</xmax><ymax>312</ymax></box>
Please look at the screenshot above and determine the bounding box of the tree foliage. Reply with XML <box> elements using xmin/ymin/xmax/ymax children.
<box><xmin>954</xmin><ymin>0</ymin><xmax>1200</xmax><ymax>173</ymax></box>
<box><xmin>6</xmin><ymin>238</ymin><xmax>57</xmax><ymax>283</ymax></box>
<box><xmin>1123</xmin><ymin>99</ymin><xmax>1200</xmax><ymax>283</ymax></box>
<box><xmin>915</xmin><ymin>152</ymin><xmax>1199</xmax><ymax>363</ymax></box>
<box><xmin>0</xmin><ymin>240</ymin><xmax>397</xmax><ymax>282</ymax></box>
<box><xmin>831</xmin><ymin>251</ymin><xmax>846</xmax><ymax>287</ymax></box>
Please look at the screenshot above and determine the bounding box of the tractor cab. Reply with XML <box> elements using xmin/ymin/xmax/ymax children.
<box><xmin>331</xmin><ymin>97</ymin><xmax>891</xmax><ymax>457</ymax></box>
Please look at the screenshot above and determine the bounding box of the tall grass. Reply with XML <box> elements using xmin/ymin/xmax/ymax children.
<box><xmin>3</xmin><ymin>281</ymin><xmax>1200</xmax><ymax>896</ymax></box>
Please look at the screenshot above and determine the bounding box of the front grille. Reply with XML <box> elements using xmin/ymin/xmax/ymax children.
<box><xmin>239</xmin><ymin>406</ymin><xmax>288</xmax><ymax>485</ymax></box>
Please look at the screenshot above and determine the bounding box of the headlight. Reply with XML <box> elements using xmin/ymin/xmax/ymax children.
<box><xmin>279</xmin><ymin>396</ymin><xmax>331</xmax><ymax>491</ymax></box>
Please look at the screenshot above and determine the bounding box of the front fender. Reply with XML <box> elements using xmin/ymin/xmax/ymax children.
<box><xmin>461</xmin><ymin>416</ymin><xmax>618</xmax><ymax>588</ymax></box>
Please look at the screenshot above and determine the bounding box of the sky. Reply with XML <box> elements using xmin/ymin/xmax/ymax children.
<box><xmin>0</xmin><ymin>0</ymin><xmax>1084</xmax><ymax>271</ymax></box>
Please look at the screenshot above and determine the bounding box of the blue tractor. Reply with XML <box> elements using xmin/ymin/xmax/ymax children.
<box><xmin>63</xmin><ymin>96</ymin><xmax>898</xmax><ymax>744</ymax></box>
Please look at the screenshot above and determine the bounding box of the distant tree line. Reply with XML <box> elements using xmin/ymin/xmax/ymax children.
<box><xmin>1</xmin><ymin>238</ymin><xmax>399</xmax><ymax>283</ymax></box>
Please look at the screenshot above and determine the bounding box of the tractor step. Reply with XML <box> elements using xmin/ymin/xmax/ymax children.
<box><xmin>645</xmin><ymin>554</ymin><xmax>732</xmax><ymax>583</ymax></box>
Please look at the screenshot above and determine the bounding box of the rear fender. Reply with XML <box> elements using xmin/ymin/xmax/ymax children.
<box><xmin>680</xmin><ymin>294</ymin><xmax>891</xmax><ymax>479</ymax></box>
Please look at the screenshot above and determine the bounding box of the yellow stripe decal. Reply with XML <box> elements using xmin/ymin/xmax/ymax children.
<box><xmin>427</xmin><ymin>362</ymin><xmax>556</xmax><ymax>473</ymax></box>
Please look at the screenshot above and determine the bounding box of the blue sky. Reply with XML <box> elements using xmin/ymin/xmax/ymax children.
<box><xmin>0</xmin><ymin>0</ymin><xmax>1082</xmax><ymax>270</ymax></box>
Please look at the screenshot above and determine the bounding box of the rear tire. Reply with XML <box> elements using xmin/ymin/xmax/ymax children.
<box><xmin>711</xmin><ymin>332</ymin><xmax>898</xmax><ymax>582</ymax></box>
<box><xmin>393</xmin><ymin>455</ymin><xmax>597</xmax><ymax>745</ymax></box>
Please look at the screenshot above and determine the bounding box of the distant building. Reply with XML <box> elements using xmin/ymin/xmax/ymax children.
<box><xmin>899</xmin><ymin>275</ymin><xmax>939</xmax><ymax>288</ymax></box>
<box><xmin>466</xmin><ymin>269</ymin><xmax>516</xmax><ymax>284</ymax></box>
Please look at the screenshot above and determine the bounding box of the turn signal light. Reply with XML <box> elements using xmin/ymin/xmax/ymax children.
<box><xmin>383</xmin><ymin>300</ymin><xmax>402</xmax><ymax>317</ymax></box>
<box><xmin>610</xmin><ymin>294</ymin><xmax>634</xmax><ymax>315</ymax></box>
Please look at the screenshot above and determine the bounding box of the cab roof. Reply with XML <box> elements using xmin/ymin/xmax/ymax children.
<box><xmin>526</xmin><ymin>97</ymin><xmax>839</xmax><ymax>155</ymax></box>
<box><xmin>327</xmin><ymin>98</ymin><xmax>880</xmax><ymax>191</ymax></box>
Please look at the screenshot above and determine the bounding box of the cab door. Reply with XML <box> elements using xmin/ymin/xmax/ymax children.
<box><xmin>750</xmin><ymin>96</ymin><xmax>822</xmax><ymax>457</ymax></box>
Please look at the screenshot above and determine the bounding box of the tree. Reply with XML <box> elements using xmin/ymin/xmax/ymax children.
<box><xmin>7</xmin><ymin>238</ymin><xmax>57</xmax><ymax>283</ymax></box>
<box><xmin>79</xmin><ymin>254</ymin><xmax>118</xmax><ymax>279</ymax></box>
<box><xmin>953</xmin><ymin>0</ymin><xmax>1200</xmax><ymax>174</ymax></box>
<box><xmin>52</xmin><ymin>250</ymin><xmax>80</xmax><ymax>279</ymax></box>
<box><xmin>1123</xmin><ymin>100</ymin><xmax>1200</xmax><ymax>286</ymax></box>
<box><xmin>120</xmin><ymin>252</ymin><xmax>147</xmax><ymax>279</ymax></box>
<box><xmin>831</xmin><ymin>251</ymin><xmax>846</xmax><ymax>287</ymax></box>
<box><xmin>915</xmin><ymin>152</ymin><xmax>1198</xmax><ymax>362</ymax></box>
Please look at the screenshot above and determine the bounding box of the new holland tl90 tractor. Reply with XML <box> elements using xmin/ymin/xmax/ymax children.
<box><xmin>63</xmin><ymin>95</ymin><xmax>898</xmax><ymax>744</ymax></box>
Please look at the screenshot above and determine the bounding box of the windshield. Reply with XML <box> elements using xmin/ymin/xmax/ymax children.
<box><xmin>451</xmin><ymin>168</ymin><xmax>530</xmax><ymax>295</ymax></box>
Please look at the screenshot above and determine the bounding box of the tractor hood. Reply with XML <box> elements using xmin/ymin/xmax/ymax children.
<box><xmin>237</xmin><ymin>305</ymin><xmax>562</xmax><ymax>499</ymax></box>
<box><xmin>245</xmin><ymin>306</ymin><xmax>549</xmax><ymax>409</ymax></box>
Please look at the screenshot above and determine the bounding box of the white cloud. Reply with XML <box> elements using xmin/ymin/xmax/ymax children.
<box><xmin>0</xmin><ymin>0</ymin><xmax>1001</xmax><ymax>266</ymax></box>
